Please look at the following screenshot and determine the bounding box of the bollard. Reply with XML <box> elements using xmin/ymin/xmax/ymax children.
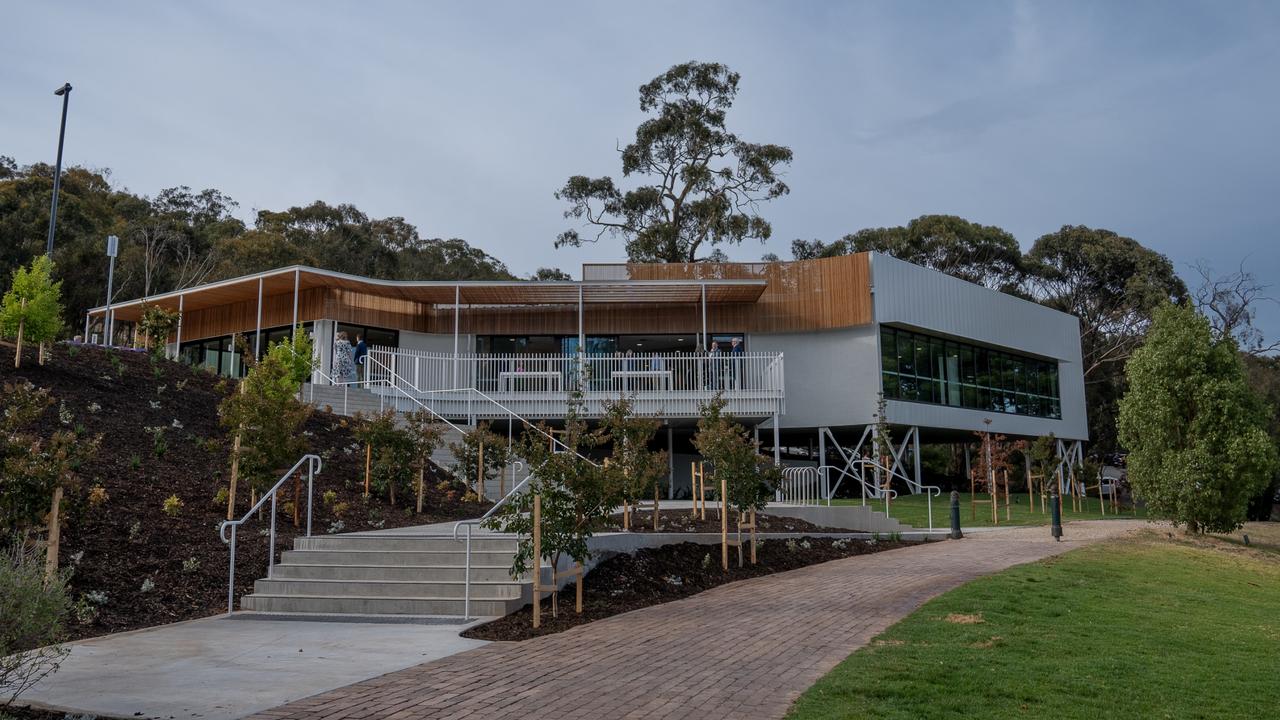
<box><xmin>949</xmin><ymin>491</ymin><xmax>963</xmax><ymax>540</ymax></box>
<box><xmin>1050</xmin><ymin>489</ymin><xmax>1063</xmax><ymax>541</ymax></box>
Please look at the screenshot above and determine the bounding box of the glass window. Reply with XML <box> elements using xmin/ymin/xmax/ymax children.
<box><xmin>914</xmin><ymin>336</ymin><xmax>930</xmax><ymax>380</ymax></box>
<box><xmin>881</xmin><ymin>328</ymin><xmax>896</xmax><ymax>375</ymax></box>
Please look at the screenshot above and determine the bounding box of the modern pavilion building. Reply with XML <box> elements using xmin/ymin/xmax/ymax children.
<box><xmin>88</xmin><ymin>252</ymin><xmax>1088</xmax><ymax>496</ymax></box>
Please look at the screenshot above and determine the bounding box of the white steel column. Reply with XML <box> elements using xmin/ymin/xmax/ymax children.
<box><xmin>700</xmin><ymin>284</ymin><xmax>707</xmax><ymax>348</ymax></box>
<box><xmin>82</xmin><ymin>313</ymin><xmax>89</xmax><ymax>343</ymax></box>
<box><xmin>174</xmin><ymin>293</ymin><xmax>184</xmax><ymax>360</ymax></box>
<box><xmin>818</xmin><ymin>428</ymin><xmax>826</xmax><ymax>470</ymax></box>
<box><xmin>577</xmin><ymin>285</ymin><xmax>584</xmax><ymax>349</ymax></box>
<box><xmin>452</xmin><ymin>285</ymin><xmax>460</xmax><ymax>387</ymax></box>
<box><xmin>291</xmin><ymin>268</ymin><xmax>300</xmax><ymax>336</ymax></box>
<box><xmin>254</xmin><ymin>277</ymin><xmax>263</xmax><ymax>357</ymax></box>
<box><xmin>912</xmin><ymin>426</ymin><xmax>921</xmax><ymax>493</ymax></box>
<box><xmin>772</xmin><ymin>414</ymin><xmax>781</xmax><ymax>466</ymax></box>
<box><xmin>667</xmin><ymin>426</ymin><xmax>675</xmax><ymax>500</ymax></box>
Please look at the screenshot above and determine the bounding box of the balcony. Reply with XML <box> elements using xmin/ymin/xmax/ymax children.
<box><xmin>354</xmin><ymin>347</ymin><xmax>785</xmax><ymax>422</ymax></box>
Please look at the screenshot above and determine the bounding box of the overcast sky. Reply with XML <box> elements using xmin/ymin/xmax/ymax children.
<box><xmin>4</xmin><ymin>1</ymin><xmax>1278</xmax><ymax>338</ymax></box>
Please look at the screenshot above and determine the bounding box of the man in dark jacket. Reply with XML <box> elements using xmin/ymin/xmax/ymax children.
<box><xmin>353</xmin><ymin>334</ymin><xmax>368</xmax><ymax>383</ymax></box>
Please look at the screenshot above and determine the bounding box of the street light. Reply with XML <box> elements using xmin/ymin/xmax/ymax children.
<box><xmin>46</xmin><ymin>82</ymin><xmax>73</xmax><ymax>257</ymax></box>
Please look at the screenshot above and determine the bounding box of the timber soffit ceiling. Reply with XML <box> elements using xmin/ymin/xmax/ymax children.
<box><xmin>88</xmin><ymin>266</ymin><xmax>769</xmax><ymax>317</ymax></box>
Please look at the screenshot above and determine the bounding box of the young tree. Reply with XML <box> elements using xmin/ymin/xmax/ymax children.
<box><xmin>353</xmin><ymin>409</ymin><xmax>415</xmax><ymax>507</ymax></box>
<box><xmin>1</xmin><ymin>255</ymin><xmax>64</xmax><ymax>368</ymax></box>
<box><xmin>137</xmin><ymin>304</ymin><xmax>180</xmax><ymax>355</ymax></box>
<box><xmin>218</xmin><ymin>336</ymin><xmax>313</xmax><ymax>517</ymax></box>
<box><xmin>450</xmin><ymin>423</ymin><xmax>509</xmax><ymax>501</ymax></box>
<box><xmin>0</xmin><ymin>382</ymin><xmax>100</xmax><ymax>579</ymax></box>
<box><xmin>556</xmin><ymin>61</ymin><xmax>793</xmax><ymax>263</ymax></box>
<box><xmin>402</xmin><ymin>409</ymin><xmax>445</xmax><ymax>513</ymax></box>
<box><xmin>1117</xmin><ymin>304</ymin><xmax>1278</xmax><ymax>533</ymax></box>
<box><xmin>485</xmin><ymin>394</ymin><xmax>610</xmax><ymax>614</ymax></box>
<box><xmin>600</xmin><ymin>397</ymin><xmax>667</xmax><ymax>529</ymax></box>
<box><xmin>693</xmin><ymin>396</ymin><xmax>777</xmax><ymax>555</ymax></box>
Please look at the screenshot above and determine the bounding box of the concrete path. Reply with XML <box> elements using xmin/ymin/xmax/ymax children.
<box><xmin>22</xmin><ymin>615</ymin><xmax>488</xmax><ymax>720</ymax></box>
<box><xmin>249</xmin><ymin>520</ymin><xmax>1149</xmax><ymax>720</ymax></box>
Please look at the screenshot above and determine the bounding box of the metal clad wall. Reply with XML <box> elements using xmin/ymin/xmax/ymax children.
<box><xmin>749</xmin><ymin>326</ymin><xmax>881</xmax><ymax>429</ymax></box>
<box><xmin>870</xmin><ymin>253</ymin><xmax>1089</xmax><ymax>441</ymax></box>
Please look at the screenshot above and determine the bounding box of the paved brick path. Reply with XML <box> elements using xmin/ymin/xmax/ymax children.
<box><xmin>249</xmin><ymin>520</ymin><xmax>1147</xmax><ymax>720</ymax></box>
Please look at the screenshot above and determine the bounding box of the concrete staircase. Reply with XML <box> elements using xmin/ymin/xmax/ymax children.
<box><xmin>239</xmin><ymin>532</ymin><xmax>529</xmax><ymax>618</ymax></box>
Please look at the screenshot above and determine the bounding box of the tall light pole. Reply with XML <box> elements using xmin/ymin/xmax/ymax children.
<box><xmin>46</xmin><ymin>82</ymin><xmax>73</xmax><ymax>257</ymax></box>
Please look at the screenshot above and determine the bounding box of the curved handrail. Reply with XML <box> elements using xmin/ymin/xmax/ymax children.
<box><xmin>217</xmin><ymin>453</ymin><xmax>322</xmax><ymax>614</ymax></box>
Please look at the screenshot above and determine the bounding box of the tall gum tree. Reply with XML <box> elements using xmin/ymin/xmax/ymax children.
<box><xmin>555</xmin><ymin>61</ymin><xmax>793</xmax><ymax>263</ymax></box>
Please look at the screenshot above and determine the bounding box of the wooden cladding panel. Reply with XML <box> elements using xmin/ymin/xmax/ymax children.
<box><xmin>612</xmin><ymin>254</ymin><xmax>873</xmax><ymax>332</ymax></box>
<box><xmin>178</xmin><ymin>289</ymin><xmax>325</xmax><ymax>342</ymax></box>
<box><xmin>174</xmin><ymin>255</ymin><xmax>872</xmax><ymax>341</ymax></box>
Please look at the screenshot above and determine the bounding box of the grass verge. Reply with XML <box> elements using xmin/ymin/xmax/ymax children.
<box><xmin>833</xmin><ymin>492</ymin><xmax>1147</xmax><ymax>529</ymax></box>
<box><xmin>787</xmin><ymin>526</ymin><xmax>1278</xmax><ymax>719</ymax></box>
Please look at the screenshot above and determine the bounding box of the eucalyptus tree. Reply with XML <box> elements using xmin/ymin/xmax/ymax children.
<box><xmin>556</xmin><ymin>61</ymin><xmax>793</xmax><ymax>263</ymax></box>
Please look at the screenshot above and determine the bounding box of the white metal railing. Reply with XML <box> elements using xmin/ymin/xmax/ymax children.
<box><xmin>218</xmin><ymin>454</ymin><xmax>321</xmax><ymax>614</ymax></box>
<box><xmin>779</xmin><ymin>466</ymin><xmax>829</xmax><ymax>506</ymax></box>
<box><xmin>361</xmin><ymin>346</ymin><xmax>785</xmax><ymax>418</ymax></box>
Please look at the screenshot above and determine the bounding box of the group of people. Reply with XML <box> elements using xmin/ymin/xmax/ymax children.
<box><xmin>332</xmin><ymin>331</ymin><xmax>368</xmax><ymax>384</ymax></box>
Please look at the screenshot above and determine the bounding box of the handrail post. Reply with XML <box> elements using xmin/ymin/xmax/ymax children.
<box><xmin>306</xmin><ymin>459</ymin><xmax>314</xmax><ymax>537</ymax></box>
<box><xmin>268</xmin><ymin>493</ymin><xmax>277</xmax><ymax>578</ymax></box>
<box><xmin>463</xmin><ymin>524</ymin><xmax>473</xmax><ymax>621</ymax></box>
<box><xmin>227</xmin><ymin>526</ymin><xmax>236</xmax><ymax>614</ymax></box>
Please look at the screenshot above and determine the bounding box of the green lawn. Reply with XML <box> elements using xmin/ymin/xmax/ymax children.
<box><xmin>786</xmin><ymin>527</ymin><xmax>1280</xmax><ymax>719</ymax></box>
<box><xmin>831</xmin><ymin>491</ymin><xmax>1146</xmax><ymax>529</ymax></box>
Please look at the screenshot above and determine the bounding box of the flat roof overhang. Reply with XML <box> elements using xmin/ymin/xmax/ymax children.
<box><xmin>88</xmin><ymin>265</ymin><xmax>769</xmax><ymax>322</ymax></box>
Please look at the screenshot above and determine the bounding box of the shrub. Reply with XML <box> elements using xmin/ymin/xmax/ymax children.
<box><xmin>449</xmin><ymin>422</ymin><xmax>508</xmax><ymax>499</ymax></box>
<box><xmin>1118</xmin><ymin>304</ymin><xmax>1278</xmax><ymax>533</ymax></box>
<box><xmin>137</xmin><ymin>304</ymin><xmax>180</xmax><ymax>355</ymax></box>
<box><xmin>353</xmin><ymin>410</ymin><xmax>416</xmax><ymax>505</ymax></box>
<box><xmin>693</xmin><ymin>396</ymin><xmax>777</xmax><ymax>517</ymax></box>
<box><xmin>213</xmin><ymin>487</ymin><xmax>229</xmax><ymax>506</ymax></box>
<box><xmin>162</xmin><ymin>495</ymin><xmax>184</xmax><ymax>517</ymax></box>
<box><xmin>87</xmin><ymin>485</ymin><xmax>108</xmax><ymax>507</ymax></box>
<box><xmin>322</xmin><ymin>489</ymin><xmax>338</xmax><ymax>506</ymax></box>
<box><xmin>181</xmin><ymin>557</ymin><xmax>200</xmax><ymax>574</ymax></box>
<box><xmin>0</xmin><ymin>541</ymin><xmax>71</xmax><ymax>704</ymax></box>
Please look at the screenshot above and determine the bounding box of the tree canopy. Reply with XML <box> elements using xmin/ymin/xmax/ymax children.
<box><xmin>1117</xmin><ymin>303</ymin><xmax>1276</xmax><ymax>533</ymax></box>
<box><xmin>556</xmin><ymin>62</ymin><xmax>793</xmax><ymax>263</ymax></box>
<box><xmin>0</xmin><ymin>157</ymin><xmax>516</xmax><ymax>332</ymax></box>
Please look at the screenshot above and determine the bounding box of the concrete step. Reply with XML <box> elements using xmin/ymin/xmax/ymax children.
<box><xmin>270</xmin><ymin>563</ymin><xmax>523</xmax><ymax>582</ymax></box>
<box><xmin>279</xmin><ymin>549</ymin><xmax>520</xmax><ymax>566</ymax></box>
<box><xmin>294</xmin><ymin>535</ymin><xmax>518</xmax><ymax>552</ymax></box>
<box><xmin>239</xmin><ymin>593</ymin><xmax>521</xmax><ymax>617</ymax></box>
<box><xmin>252</xmin><ymin>578</ymin><xmax>524</xmax><ymax>600</ymax></box>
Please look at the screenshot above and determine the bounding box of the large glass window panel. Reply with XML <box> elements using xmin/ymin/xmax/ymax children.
<box><xmin>897</xmin><ymin>331</ymin><xmax>915</xmax><ymax>375</ymax></box>
<box><xmin>914</xmin><ymin>336</ymin><xmax>930</xmax><ymax>381</ymax></box>
<box><xmin>882</xmin><ymin>373</ymin><xmax>899</xmax><ymax>399</ymax></box>
<box><xmin>881</xmin><ymin>329</ymin><xmax>897</xmax><ymax>374</ymax></box>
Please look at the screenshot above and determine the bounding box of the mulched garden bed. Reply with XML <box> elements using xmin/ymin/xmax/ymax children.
<box><xmin>603</xmin><ymin>508</ymin><xmax>847</xmax><ymax>534</ymax></box>
<box><xmin>1</xmin><ymin>342</ymin><xmax>488</xmax><ymax>642</ymax></box>
<box><xmin>461</xmin><ymin>535</ymin><xmax>910</xmax><ymax>641</ymax></box>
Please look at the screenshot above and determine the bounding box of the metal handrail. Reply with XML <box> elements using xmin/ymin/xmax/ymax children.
<box><xmin>452</xmin><ymin>472</ymin><xmax>536</xmax><ymax>620</ymax></box>
<box><xmin>217</xmin><ymin>453</ymin><xmax>322</xmax><ymax>614</ymax></box>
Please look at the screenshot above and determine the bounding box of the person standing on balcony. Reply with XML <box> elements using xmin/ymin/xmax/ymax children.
<box><xmin>729</xmin><ymin>337</ymin><xmax>744</xmax><ymax>390</ymax></box>
<box><xmin>708</xmin><ymin>340</ymin><xmax>722</xmax><ymax>390</ymax></box>
<box><xmin>353</xmin><ymin>334</ymin><xmax>368</xmax><ymax>384</ymax></box>
<box><xmin>334</xmin><ymin>332</ymin><xmax>356</xmax><ymax>384</ymax></box>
